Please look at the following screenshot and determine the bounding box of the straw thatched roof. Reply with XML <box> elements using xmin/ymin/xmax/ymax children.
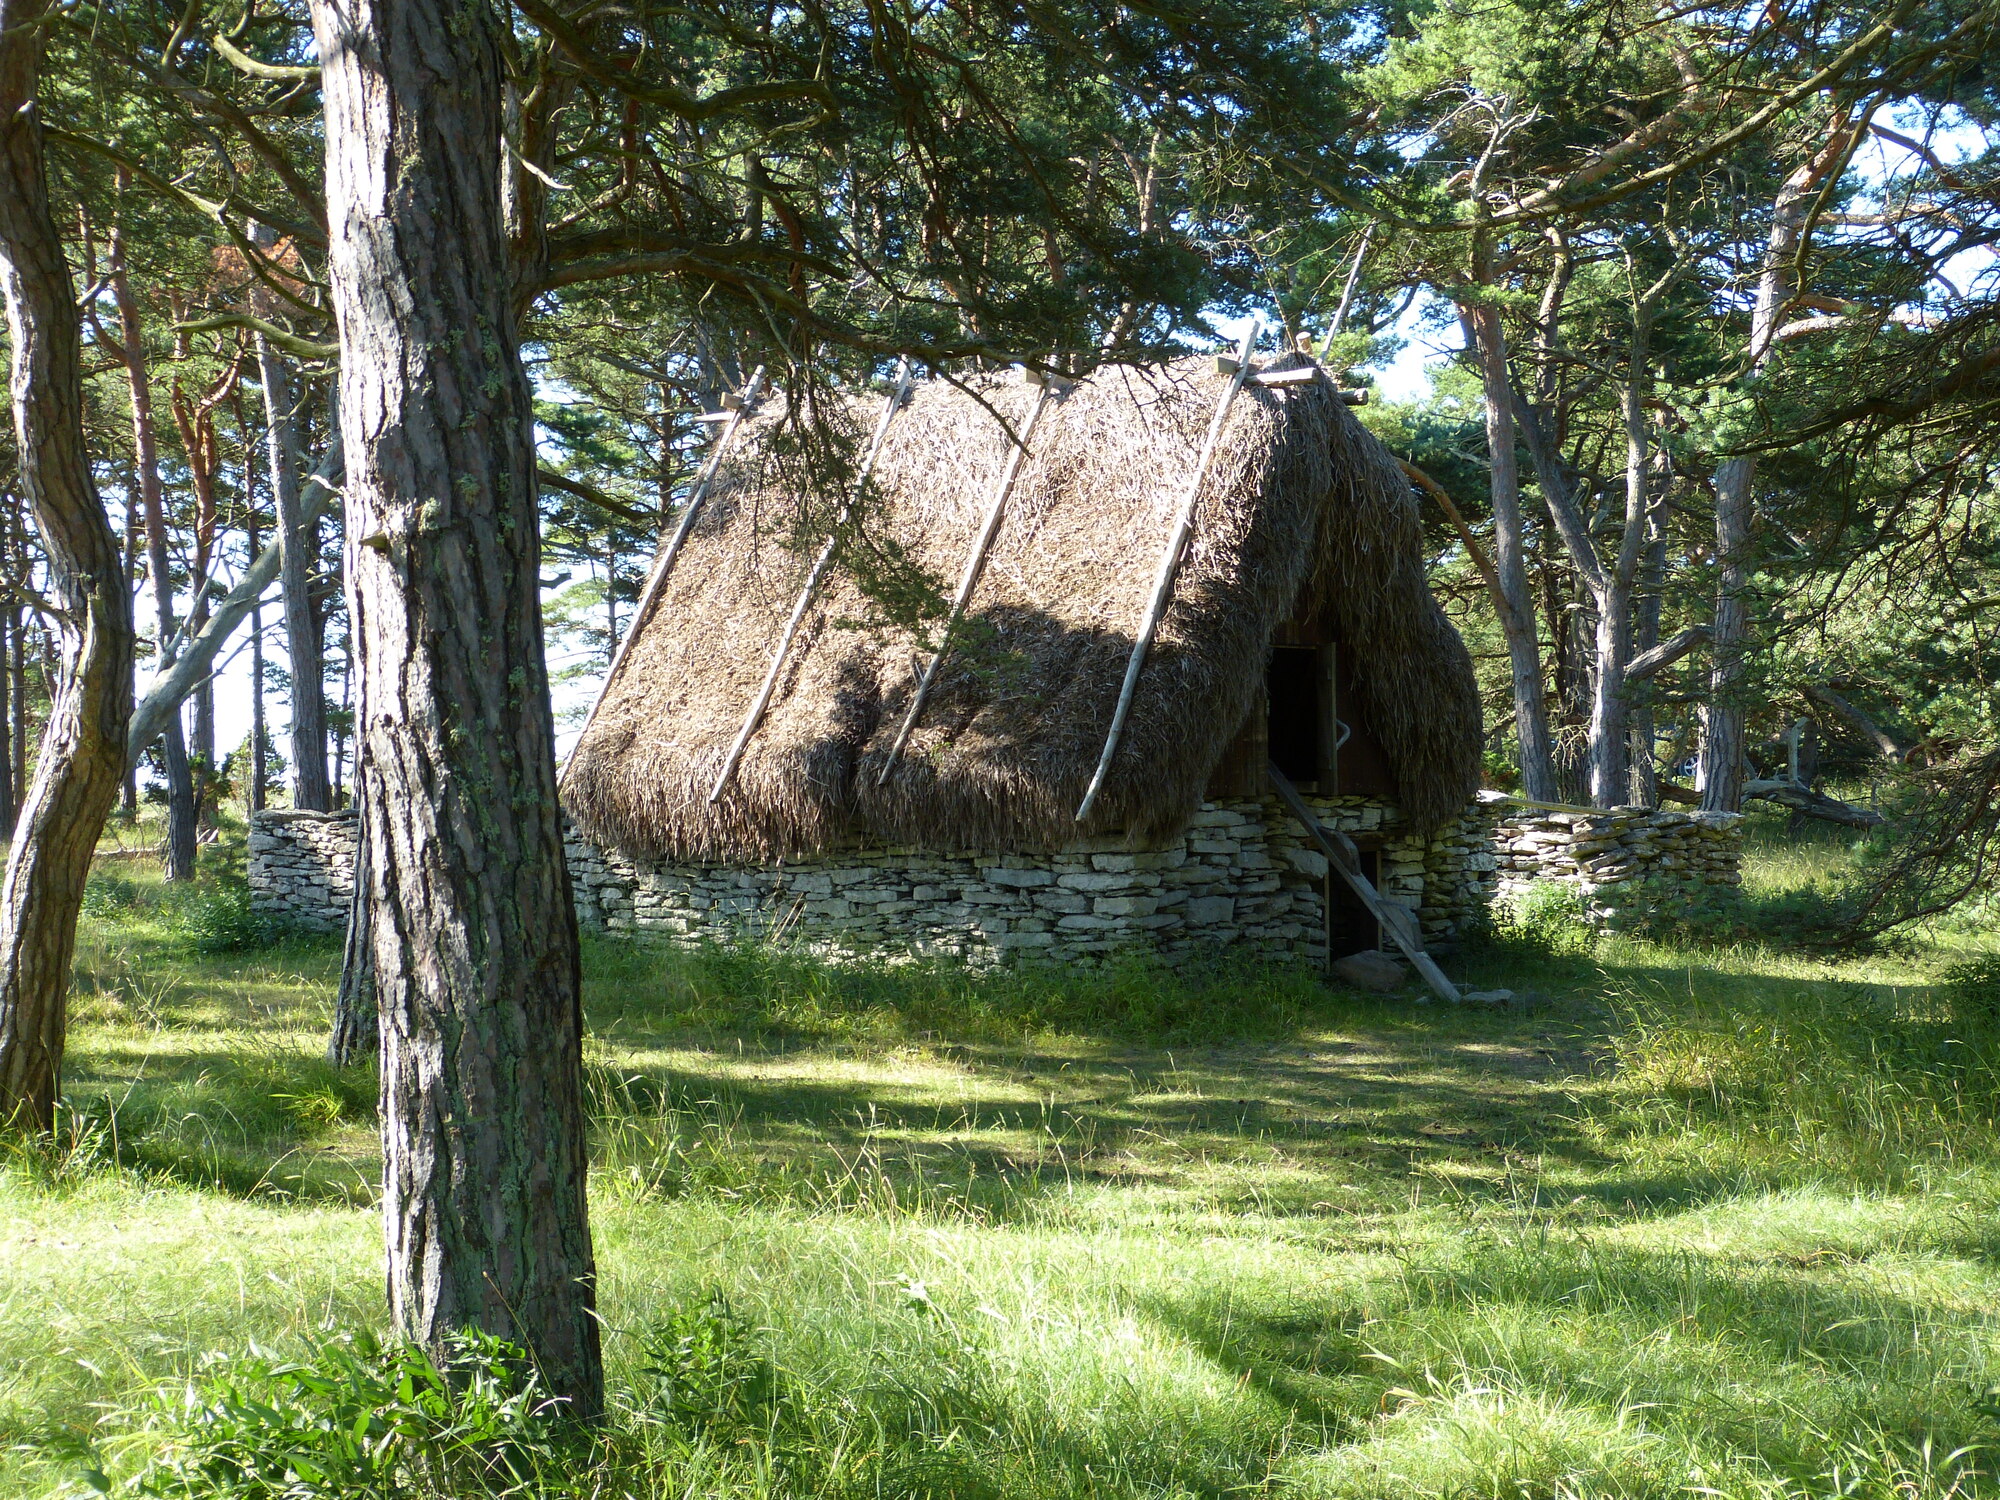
<box><xmin>563</xmin><ymin>354</ymin><xmax>1481</xmax><ymax>861</ymax></box>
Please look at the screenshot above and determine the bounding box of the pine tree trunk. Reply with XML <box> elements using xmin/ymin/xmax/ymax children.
<box><xmin>248</xmin><ymin>513</ymin><xmax>268</xmax><ymax>815</ymax></box>
<box><xmin>1697</xmin><ymin>124</ymin><xmax>1856</xmax><ymax>813</ymax></box>
<box><xmin>109</xmin><ymin>217</ymin><xmax>196</xmax><ymax>879</ymax></box>
<box><xmin>0</xmin><ymin>0</ymin><xmax>136</xmax><ymax>1129</ymax></box>
<box><xmin>312</xmin><ymin>0</ymin><xmax>602</xmax><ymax>1413</ymax></box>
<box><xmin>160</xmin><ymin>723</ymin><xmax>197</xmax><ymax>877</ymax></box>
<box><xmin>190</xmin><ymin>562</ymin><xmax>215</xmax><ymax>836</ymax></box>
<box><xmin>1585</xmin><ymin>356</ymin><xmax>1653</xmax><ymax>810</ymax></box>
<box><xmin>255</xmin><ymin>334</ymin><xmax>330</xmax><ymax>811</ymax></box>
<box><xmin>0</xmin><ymin>605</ymin><xmax>14</xmax><ymax>834</ymax></box>
<box><xmin>11</xmin><ymin>610</ymin><xmax>31</xmax><ymax>823</ymax></box>
<box><xmin>328</xmin><ymin>804</ymin><xmax>374</xmax><ymax>1065</ymax></box>
<box><xmin>1629</xmin><ymin>508</ymin><xmax>1667</xmax><ymax>806</ymax></box>
<box><xmin>1465</xmin><ymin>304</ymin><xmax>1557</xmax><ymax>801</ymax></box>
<box><xmin>117</xmin><ymin>472</ymin><xmax>139</xmax><ymax>821</ymax></box>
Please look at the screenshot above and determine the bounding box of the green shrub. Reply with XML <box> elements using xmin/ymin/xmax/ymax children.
<box><xmin>1493</xmin><ymin>880</ymin><xmax>1596</xmax><ymax>959</ymax></box>
<box><xmin>97</xmin><ymin>1331</ymin><xmax>577</xmax><ymax>1498</ymax></box>
<box><xmin>82</xmin><ymin>871</ymin><xmax>144</xmax><ymax>917</ymax></box>
<box><xmin>636</xmin><ymin>1294</ymin><xmax>782</xmax><ymax>1434</ymax></box>
<box><xmin>1941</xmin><ymin>954</ymin><xmax>2000</xmax><ymax>1021</ymax></box>
<box><xmin>157</xmin><ymin>881</ymin><xmax>272</xmax><ymax>955</ymax></box>
<box><xmin>1596</xmin><ymin>875</ymin><xmax>1859</xmax><ymax>953</ymax></box>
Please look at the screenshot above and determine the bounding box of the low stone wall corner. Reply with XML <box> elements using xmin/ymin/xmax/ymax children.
<box><xmin>1469</xmin><ymin>792</ymin><xmax>1745</xmax><ymax>916</ymax></box>
<box><xmin>247</xmin><ymin>806</ymin><xmax>358</xmax><ymax>933</ymax></box>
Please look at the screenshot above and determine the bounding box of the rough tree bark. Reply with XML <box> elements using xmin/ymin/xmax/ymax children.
<box><xmin>248</xmin><ymin>506</ymin><xmax>268</xmax><ymax>814</ymax></box>
<box><xmin>0</xmin><ymin>592</ymin><xmax>14</xmax><ymax>833</ymax></box>
<box><xmin>1698</xmin><ymin>121</ymin><xmax>1856</xmax><ymax>813</ymax></box>
<box><xmin>255</xmin><ymin>328</ymin><xmax>331</xmax><ymax>811</ymax></box>
<box><xmin>1464</xmin><ymin>302</ymin><xmax>1558</xmax><ymax>801</ymax></box>
<box><xmin>0</xmin><ymin>0</ymin><xmax>136</xmax><ymax>1129</ymax></box>
<box><xmin>9</xmin><ymin>595</ymin><xmax>27</xmax><ymax>827</ymax></box>
<box><xmin>310</xmin><ymin>0</ymin><xmax>602</xmax><ymax>1411</ymax></box>
<box><xmin>327</xmin><ymin>804</ymin><xmax>373</xmax><ymax>1065</ymax></box>
<box><xmin>107</xmin><ymin>206</ymin><xmax>196</xmax><ymax>879</ymax></box>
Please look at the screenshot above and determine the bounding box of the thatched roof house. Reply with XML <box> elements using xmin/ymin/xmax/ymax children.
<box><xmin>563</xmin><ymin>354</ymin><xmax>1481</xmax><ymax>863</ymax></box>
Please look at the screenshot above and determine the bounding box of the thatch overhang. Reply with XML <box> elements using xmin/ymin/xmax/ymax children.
<box><xmin>562</xmin><ymin>354</ymin><xmax>1482</xmax><ymax>861</ymax></box>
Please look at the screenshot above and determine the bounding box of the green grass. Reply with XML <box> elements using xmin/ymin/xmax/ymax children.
<box><xmin>5</xmin><ymin>825</ymin><xmax>2000</xmax><ymax>1497</ymax></box>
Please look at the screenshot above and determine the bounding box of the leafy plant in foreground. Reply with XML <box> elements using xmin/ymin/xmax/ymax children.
<box><xmin>634</xmin><ymin>1294</ymin><xmax>783</xmax><ymax>1435</ymax></box>
<box><xmin>93</xmin><ymin>1331</ymin><xmax>579</xmax><ymax>1498</ymax></box>
<box><xmin>155</xmin><ymin>879</ymin><xmax>275</xmax><ymax>956</ymax></box>
<box><xmin>1493</xmin><ymin>880</ymin><xmax>1597</xmax><ymax>959</ymax></box>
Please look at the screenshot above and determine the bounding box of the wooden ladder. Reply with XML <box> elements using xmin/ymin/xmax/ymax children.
<box><xmin>1265</xmin><ymin>761</ymin><xmax>1459</xmax><ymax>1003</ymax></box>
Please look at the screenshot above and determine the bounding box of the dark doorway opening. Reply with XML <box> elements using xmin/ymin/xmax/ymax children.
<box><xmin>1325</xmin><ymin>850</ymin><xmax>1381</xmax><ymax>958</ymax></box>
<box><xmin>1267</xmin><ymin>647</ymin><xmax>1321</xmax><ymax>785</ymax></box>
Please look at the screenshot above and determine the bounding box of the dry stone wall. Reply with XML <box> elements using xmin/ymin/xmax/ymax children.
<box><xmin>566</xmin><ymin>795</ymin><xmax>1433</xmax><ymax>966</ymax></box>
<box><xmin>246</xmin><ymin>808</ymin><xmax>357</xmax><ymax>933</ymax></box>
<box><xmin>1455</xmin><ymin>791</ymin><xmax>1743</xmax><ymax>920</ymax></box>
<box><xmin>246</xmin><ymin>791</ymin><xmax>1742</xmax><ymax>963</ymax></box>
<box><xmin>248</xmin><ymin>796</ymin><xmax>1432</xmax><ymax>965</ymax></box>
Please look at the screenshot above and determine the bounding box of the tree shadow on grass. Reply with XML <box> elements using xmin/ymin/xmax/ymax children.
<box><xmin>579</xmin><ymin>1014</ymin><xmax>1639</xmax><ymax>1226</ymax></box>
<box><xmin>1135</xmin><ymin>1234</ymin><xmax>2000</xmax><ymax>1494</ymax></box>
<box><xmin>52</xmin><ymin>1046</ymin><xmax>379</xmax><ymax>1205</ymax></box>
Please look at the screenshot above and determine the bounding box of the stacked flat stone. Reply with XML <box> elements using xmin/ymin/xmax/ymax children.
<box><xmin>247</xmin><ymin>792</ymin><xmax>1743</xmax><ymax>964</ymax></box>
<box><xmin>570</xmin><ymin>795</ymin><xmax>1431</xmax><ymax>968</ymax></box>
<box><xmin>1418</xmin><ymin>804</ymin><xmax>1503</xmax><ymax>941</ymax></box>
<box><xmin>247</xmin><ymin>808</ymin><xmax>359</xmax><ymax>933</ymax></box>
<box><xmin>1474</xmin><ymin>795</ymin><xmax>1743</xmax><ymax>913</ymax></box>
<box><xmin>253</xmin><ymin>796</ymin><xmax>1433</xmax><ymax>967</ymax></box>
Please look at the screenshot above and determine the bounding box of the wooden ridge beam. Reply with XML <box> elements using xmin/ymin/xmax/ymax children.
<box><xmin>709</xmin><ymin>358</ymin><xmax>915</xmax><ymax>805</ymax></box>
<box><xmin>562</xmin><ymin>365</ymin><xmax>766</xmax><ymax>783</ymax></box>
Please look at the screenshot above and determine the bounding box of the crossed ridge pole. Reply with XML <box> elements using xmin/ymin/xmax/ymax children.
<box><xmin>709</xmin><ymin>357</ymin><xmax>917</xmax><ymax>805</ymax></box>
<box><xmin>562</xmin><ymin>364</ymin><xmax>766</xmax><ymax>784</ymax></box>
<box><xmin>1074</xmin><ymin>320</ymin><xmax>1261</xmax><ymax>824</ymax></box>
<box><xmin>875</xmin><ymin>366</ymin><xmax>1062</xmax><ymax>787</ymax></box>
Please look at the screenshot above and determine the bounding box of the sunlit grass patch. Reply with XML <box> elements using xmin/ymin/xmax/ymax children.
<box><xmin>9</xmin><ymin>825</ymin><xmax>2000</xmax><ymax>1497</ymax></box>
<box><xmin>1587</xmin><ymin>970</ymin><xmax>2000</xmax><ymax>1183</ymax></box>
<box><xmin>1287</xmin><ymin>1377</ymin><xmax>1698</xmax><ymax>1500</ymax></box>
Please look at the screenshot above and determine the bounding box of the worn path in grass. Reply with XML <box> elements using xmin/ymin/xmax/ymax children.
<box><xmin>5</xmin><ymin>855</ymin><xmax>2000</xmax><ymax>1497</ymax></box>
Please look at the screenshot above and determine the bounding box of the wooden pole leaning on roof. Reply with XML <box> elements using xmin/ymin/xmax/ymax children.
<box><xmin>561</xmin><ymin>365</ymin><xmax>766</xmax><ymax>785</ymax></box>
<box><xmin>709</xmin><ymin>357</ymin><xmax>917</xmax><ymax>805</ymax></box>
<box><xmin>1265</xmin><ymin>762</ymin><xmax>1461</xmax><ymax>1004</ymax></box>
<box><xmin>876</xmin><ymin>367</ymin><xmax>1060</xmax><ymax>787</ymax></box>
<box><xmin>1074</xmin><ymin>320</ymin><xmax>1261</xmax><ymax>825</ymax></box>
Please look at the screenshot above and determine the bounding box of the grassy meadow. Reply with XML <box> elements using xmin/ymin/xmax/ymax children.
<box><xmin>5</xmin><ymin>813</ymin><xmax>2000</xmax><ymax>1497</ymax></box>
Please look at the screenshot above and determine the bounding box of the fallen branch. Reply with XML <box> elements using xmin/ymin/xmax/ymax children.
<box><xmin>1802</xmin><ymin>684</ymin><xmax>1910</xmax><ymax>761</ymax></box>
<box><xmin>1744</xmin><ymin>778</ymin><xmax>1884</xmax><ymax>828</ymax></box>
